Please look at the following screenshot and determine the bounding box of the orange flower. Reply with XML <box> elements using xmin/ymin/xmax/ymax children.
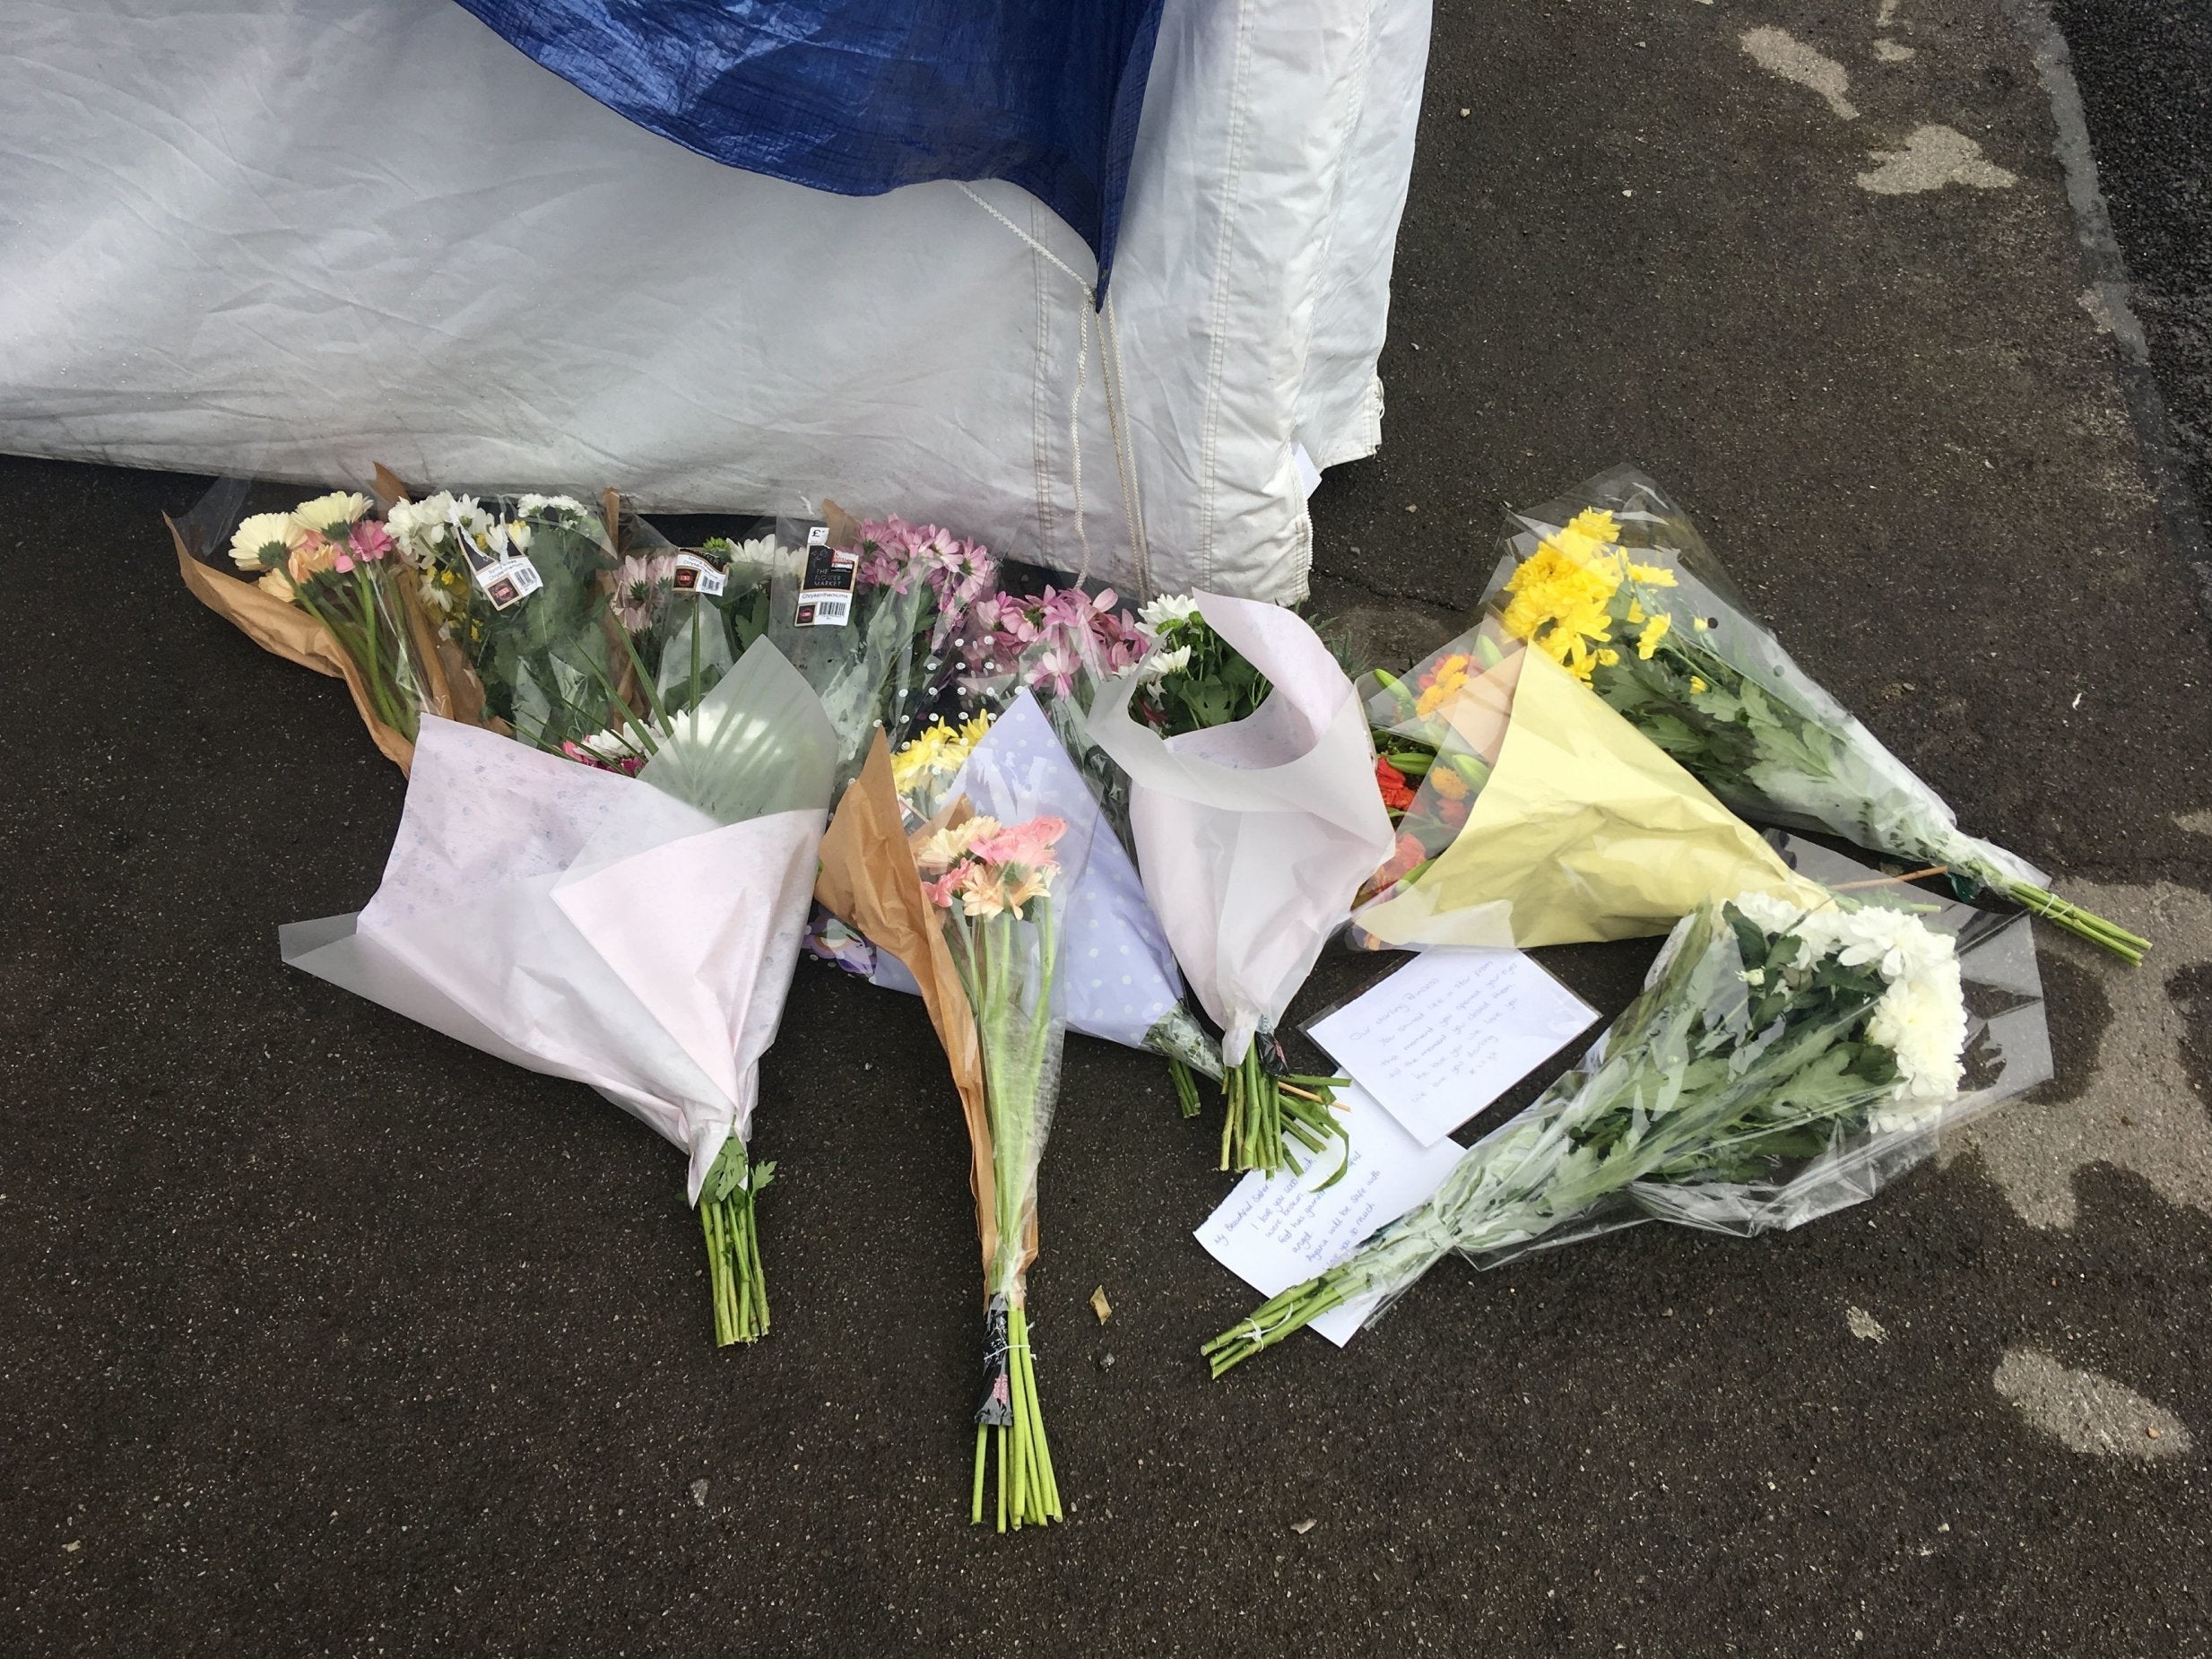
<box><xmin>1375</xmin><ymin>757</ymin><xmax>1416</xmax><ymax>812</ymax></box>
<box><xmin>285</xmin><ymin>530</ymin><xmax>343</xmax><ymax>586</ymax></box>
<box><xmin>1428</xmin><ymin>764</ymin><xmax>1470</xmax><ymax>802</ymax></box>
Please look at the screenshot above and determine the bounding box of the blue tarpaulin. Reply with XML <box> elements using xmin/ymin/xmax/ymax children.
<box><xmin>455</xmin><ymin>0</ymin><xmax>1167</xmax><ymax>290</ymax></box>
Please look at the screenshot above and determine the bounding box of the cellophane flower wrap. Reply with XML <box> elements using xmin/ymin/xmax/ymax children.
<box><xmin>972</xmin><ymin>586</ymin><xmax>1220</xmax><ymax>1095</ymax></box>
<box><xmin>281</xmin><ymin>638</ymin><xmax>839</xmax><ymax>1346</ymax></box>
<box><xmin>614</xmin><ymin>517</ymin><xmax>778</xmax><ymax>709</ymax></box>
<box><xmin>181</xmin><ymin>481</ymin><xmax>431</xmax><ymax>751</ymax></box>
<box><xmin>1088</xmin><ymin>595</ymin><xmax>1397</xmax><ymax>1177</ymax></box>
<box><xmin>1350</xmin><ymin>617</ymin><xmax>1824</xmax><ymax>948</ymax></box>
<box><xmin>1205</xmin><ymin>842</ymin><xmax>2053</xmax><ymax>1375</ymax></box>
<box><xmin>562</xmin><ymin>514</ymin><xmax>789</xmax><ymax>777</ymax></box>
<box><xmin>868</xmin><ymin>694</ymin><xmax>1219</xmax><ymax>1091</ymax></box>
<box><xmin>387</xmin><ymin>491</ymin><xmax>625</xmax><ymax>752</ymax></box>
<box><xmin>1477</xmin><ymin>465</ymin><xmax>2147</xmax><ymax>963</ymax></box>
<box><xmin>795</xmin><ymin>514</ymin><xmax>1004</xmax><ymax>777</ymax></box>
<box><xmin>913</xmin><ymin>731</ymin><xmax>1099</xmax><ymax>1532</ymax></box>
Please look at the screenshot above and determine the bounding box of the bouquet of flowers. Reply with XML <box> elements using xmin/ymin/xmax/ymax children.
<box><xmin>848</xmin><ymin>695</ymin><xmax>1223</xmax><ymax>1093</ymax></box>
<box><xmin>1350</xmin><ymin>619</ymin><xmax>1826</xmax><ymax>948</ymax></box>
<box><xmin>221</xmin><ymin>491</ymin><xmax>424</xmax><ymax>737</ymax></box>
<box><xmin>282</xmin><ymin>638</ymin><xmax>840</xmax><ymax>1345</ymax></box>
<box><xmin>1479</xmin><ymin>466</ymin><xmax>2148</xmax><ymax>963</ymax></box>
<box><xmin>1205</xmin><ymin>855</ymin><xmax>2052</xmax><ymax>1374</ymax></box>
<box><xmin>171</xmin><ymin>480</ymin><xmax>456</xmax><ymax>767</ymax></box>
<box><xmin>574</xmin><ymin>522</ymin><xmax>785</xmax><ymax>773</ymax></box>
<box><xmin>814</xmin><ymin>728</ymin><xmax>1098</xmax><ymax>1530</ymax></box>
<box><xmin>1088</xmin><ymin>595</ymin><xmax>1397</xmax><ymax>1178</ymax></box>
<box><xmin>972</xmin><ymin>588</ymin><xmax>1220</xmax><ymax>1100</ymax></box>
<box><xmin>799</xmin><ymin>513</ymin><xmax>1002</xmax><ymax>773</ymax></box>
<box><xmin>921</xmin><ymin>810</ymin><xmax>1072</xmax><ymax>1531</ymax></box>
<box><xmin>386</xmin><ymin>490</ymin><xmax>626</xmax><ymax>754</ymax></box>
<box><xmin>968</xmin><ymin>582</ymin><xmax>1147</xmax><ymax>819</ymax></box>
<box><xmin>614</xmin><ymin>530</ymin><xmax>775</xmax><ymax>692</ymax></box>
<box><xmin>816</xmin><ymin>551</ymin><xmax>1220</xmax><ymax>1111</ymax></box>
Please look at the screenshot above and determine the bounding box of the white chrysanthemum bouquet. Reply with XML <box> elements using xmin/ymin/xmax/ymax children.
<box><xmin>1206</xmin><ymin>877</ymin><xmax>2049</xmax><ymax>1376</ymax></box>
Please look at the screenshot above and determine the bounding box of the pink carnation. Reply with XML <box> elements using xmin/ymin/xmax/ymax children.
<box><xmin>348</xmin><ymin>519</ymin><xmax>395</xmax><ymax>564</ymax></box>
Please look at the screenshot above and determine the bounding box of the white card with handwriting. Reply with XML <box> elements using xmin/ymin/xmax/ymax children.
<box><xmin>1306</xmin><ymin>949</ymin><xmax>1597</xmax><ymax>1146</ymax></box>
<box><xmin>1194</xmin><ymin>1083</ymin><xmax>1466</xmax><ymax>1346</ymax></box>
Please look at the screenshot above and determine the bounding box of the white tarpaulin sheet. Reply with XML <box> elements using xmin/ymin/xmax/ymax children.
<box><xmin>0</xmin><ymin>0</ymin><xmax>1429</xmax><ymax>602</ymax></box>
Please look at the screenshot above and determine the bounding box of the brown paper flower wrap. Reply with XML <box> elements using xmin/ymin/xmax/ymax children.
<box><xmin>813</xmin><ymin>729</ymin><xmax>1038</xmax><ymax>1285</ymax></box>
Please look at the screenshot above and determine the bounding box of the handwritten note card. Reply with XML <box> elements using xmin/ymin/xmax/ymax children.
<box><xmin>1306</xmin><ymin>949</ymin><xmax>1597</xmax><ymax>1146</ymax></box>
<box><xmin>1194</xmin><ymin>1084</ymin><xmax>1466</xmax><ymax>1346</ymax></box>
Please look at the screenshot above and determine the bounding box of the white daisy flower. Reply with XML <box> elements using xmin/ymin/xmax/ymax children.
<box><xmin>1137</xmin><ymin>592</ymin><xmax>1201</xmax><ymax>632</ymax></box>
<box><xmin>1137</xmin><ymin>643</ymin><xmax>1193</xmax><ymax>682</ymax></box>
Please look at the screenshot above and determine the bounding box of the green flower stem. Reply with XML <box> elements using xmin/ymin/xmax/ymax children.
<box><xmin>689</xmin><ymin>601</ymin><xmax>704</xmax><ymax>717</ymax></box>
<box><xmin>294</xmin><ymin>578</ymin><xmax>413</xmax><ymax>740</ymax></box>
<box><xmin>698</xmin><ymin>1164</ymin><xmax>770</xmax><ymax>1347</ymax></box>
<box><xmin>970</xmin><ymin>1301</ymin><xmax>1061</xmax><ymax>1531</ymax></box>
<box><xmin>1168</xmin><ymin>1055</ymin><xmax>1204</xmax><ymax>1119</ymax></box>
<box><xmin>2004</xmin><ymin>880</ymin><xmax>2147</xmax><ymax>965</ymax></box>
<box><xmin>1219</xmin><ymin>1047</ymin><xmax>1350</xmax><ymax>1188</ymax></box>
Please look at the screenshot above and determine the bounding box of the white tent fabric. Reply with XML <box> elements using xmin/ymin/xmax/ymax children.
<box><xmin>0</xmin><ymin>0</ymin><xmax>1429</xmax><ymax>601</ymax></box>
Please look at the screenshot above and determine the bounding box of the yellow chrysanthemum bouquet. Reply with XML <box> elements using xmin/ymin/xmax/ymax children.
<box><xmin>1478</xmin><ymin>465</ymin><xmax>2147</xmax><ymax>963</ymax></box>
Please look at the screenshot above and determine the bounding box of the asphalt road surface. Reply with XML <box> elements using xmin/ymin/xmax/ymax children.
<box><xmin>6</xmin><ymin>1</ymin><xmax>2212</xmax><ymax>1654</ymax></box>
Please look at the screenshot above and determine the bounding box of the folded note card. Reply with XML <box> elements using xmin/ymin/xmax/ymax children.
<box><xmin>1306</xmin><ymin>949</ymin><xmax>1597</xmax><ymax>1146</ymax></box>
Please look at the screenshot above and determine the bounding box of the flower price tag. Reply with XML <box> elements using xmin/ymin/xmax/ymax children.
<box><xmin>794</xmin><ymin>525</ymin><xmax>857</xmax><ymax>627</ymax></box>
<box><xmin>458</xmin><ymin>528</ymin><xmax>542</xmax><ymax>612</ymax></box>
<box><xmin>671</xmin><ymin>550</ymin><xmax>728</xmax><ymax>598</ymax></box>
<box><xmin>475</xmin><ymin>558</ymin><xmax>543</xmax><ymax>610</ymax></box>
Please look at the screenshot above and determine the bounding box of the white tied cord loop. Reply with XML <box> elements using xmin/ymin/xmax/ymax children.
<box><xmin>954</xmin><ymin>182</ymin><xmax>1149</xmax><ymax>595</ymax></box>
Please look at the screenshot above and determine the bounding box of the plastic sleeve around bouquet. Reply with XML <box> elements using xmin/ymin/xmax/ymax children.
<box><xmin>933</xmin><ymin>724</ymin><xmax>1101</xmax><ymax>1304</ymax></box>
<box><xmin>463</xmin><ymin>500</ymin><xmax>627</xmax><ymax>753</ymax></box>
<box><xmin>780</xmin><ymin>513</ymin><xmax>1000</xmax><ymax>781</ymax></box>
<box><xmin>1306</xmin><ymin>840</ymin><xmax>2052</xmax><ymax>1345</ymax></box>
<box><xmin>1084</xmin><ymin>593</ymin><xmax>1397</xmax><ymax>1064</ymax></box>
<box><xmin>281</xmin><ymin>637</ymin><xmax>838</xmax><ymax>1201</ymax></box>
<box><xmin>867</xmin><ymin>692</ymin><xmax>1207</xmax><ymax>1064</ymax></box>
<box><xmin>612</xmin><ymin>510</ymin><xmax>778</xmax><ymax>713</ymax></box>
<box><xmin>1479</xmin><ymin>465</ymin><xmax>2046</xmax><ymax>893</ymax></box>
<box><xmin>169</xmin><ymin>477</ymin><xmax>436</xmax><ymax>770</ymax></box>
<box><xmin>1352</xmin><ymin>621</ymin><xmax>1823</xmax><ymax>949</ymax></box>
<box><xmin>814</xmin><ymin>734</ymin><xmax>1004</xmax><ymax>1274</ymax></box>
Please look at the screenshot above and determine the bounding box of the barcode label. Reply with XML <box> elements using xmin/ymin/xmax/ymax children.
<box><xmin>473</xmin><ymin>555</ymin><xmax>542</xmax><ymax>610</ymax></box>
<box><xmin>672</xmin><ymin>552</ymin><xmax>728</xmax><ymax>597</ymax></box>
<box><xmin>795</xmin><ymin>525</ymin><xmax>857</xmax><ymax>627</ymax></box>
